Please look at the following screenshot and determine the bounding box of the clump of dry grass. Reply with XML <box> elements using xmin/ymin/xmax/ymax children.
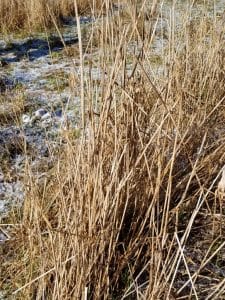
<box><xmin>2</xmin><ymin>1</ymin><xmax>225</xmax><ymax>299</ymax></box>
<box><xmin>0</xmin><ymin>87</ymin><xmax>26</xmax><ymax>125</ymax></box>
<box><xmin>0</xmin><ymin>0</ymin><xmax>116</xmax><ymax>32</ymax></box>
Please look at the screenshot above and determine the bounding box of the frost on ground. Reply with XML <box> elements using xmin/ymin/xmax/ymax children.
<box><xmin>0</xmin><ymin>20</ymin><xmax>94</xmax><ymax>217</ymax></box>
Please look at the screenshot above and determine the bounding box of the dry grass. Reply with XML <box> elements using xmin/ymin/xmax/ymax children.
<box><xmin>0</xmin><ymin>0</ymin><xmax>116</xmax><ymax>32</ymax></box>
<box><xmin>1</xmin><ymin>1</ymin><xmax>225</xmax><ymax>299</ymax></box>
<box><xmin>0</xmin><ymin>86</ymin><xmax>26</xmax><ymax>125</ymax></box>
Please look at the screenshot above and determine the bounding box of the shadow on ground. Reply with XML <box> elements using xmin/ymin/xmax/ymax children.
<box><xmin>0</xmin><ymin>35</ymin><xmax>78</xmax><ymax>63</ymax></box>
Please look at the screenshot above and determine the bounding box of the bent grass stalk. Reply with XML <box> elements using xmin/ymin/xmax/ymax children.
<box><xmin>1</xmin><ymin>0</ymin><xmax>225</xmax><ymax>299</ymax></box>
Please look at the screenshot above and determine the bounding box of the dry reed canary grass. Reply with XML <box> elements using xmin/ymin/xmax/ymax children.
<box><xmin>217</xmin><ymin>166</ymin><xmax>225</xmax><ymax>198</ymax></box>
<box><xmin>2</xmin><ymin>1</ymin><xmax>225</xmax><ymax>299</ymax></box>
<box><xmin>0</xmin><ymin>0</ymin><xmax>116</xmax><ymax>32</ymax></box>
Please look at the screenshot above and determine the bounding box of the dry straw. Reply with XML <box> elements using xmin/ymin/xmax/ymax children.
<box><xmin>1</xmin><ymin>0</ymin><xmax>225</xmax><ymax>299</ymax></box>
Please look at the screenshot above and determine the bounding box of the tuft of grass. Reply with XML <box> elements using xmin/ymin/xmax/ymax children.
<box><xmin>2</xmin><ymin>1</ymin><xmax>225</xmax><ymax>299</ymax></box>
<box><xmin>0</xmin><ymin>0</ymin><xmax>117</xmax><ymax>33</ymax></box>
<box><xmin>0</xmin><ymin>91</ymin><xmax>26</xmax><ymax>126</ymax></box>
